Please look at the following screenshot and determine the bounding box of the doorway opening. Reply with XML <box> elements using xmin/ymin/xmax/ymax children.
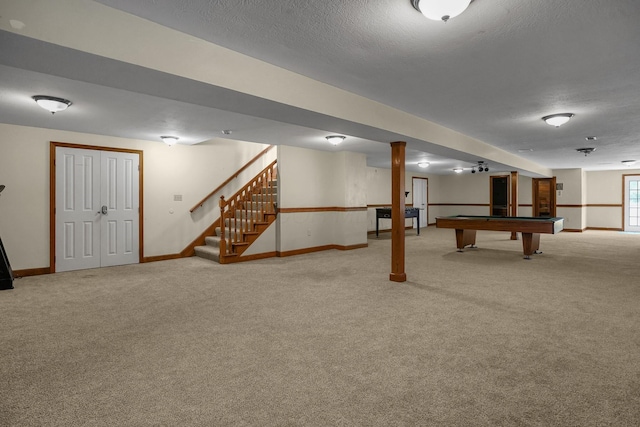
<box><xmin>412</xmin><ymin>177</ymin><xmax>428</xmax><ymax>229</ymax></box>
<box><xmin>490</xmin><ymin>175</ymin><xmax>509</xmax><ymax>216</ymax></box>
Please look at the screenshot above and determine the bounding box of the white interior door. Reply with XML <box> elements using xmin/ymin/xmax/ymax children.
<box><xmin>56</xmin><ymin>147</ymin><xmax>139</xmax><ymax>272</ymax></box>
<box><xmin>56</xmin><ymin>148</ymin><xmax>101</xmax><ymax>272</ymax></box>
<box><xmin>412</xmin><ymin>178</ymin><xmax>428</xmax><ymax>229</ymax></box>
<box><xmin>100</xmin><ymin>151</ymin><xmax>139</xmax><ymax>267</ymax></box>
<box><xmin>624</xmin><ymin>175</ymin><xmax>640</xmax><ymax>232</ymax></box>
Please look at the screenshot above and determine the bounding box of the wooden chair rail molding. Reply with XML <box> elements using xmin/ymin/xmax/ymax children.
<box><xmin>219</xmin><ymin>160</ymin><xmax>278</xmax><ymax>261</ymax></box>
<box><xmin>189</xmin><ymin>145</ymin><xmax>275</xmax><ymax>213</ymax></box>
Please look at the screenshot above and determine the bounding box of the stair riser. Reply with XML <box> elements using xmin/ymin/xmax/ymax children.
<box><xmin>194</xmin><ymin>246</ymin><xmax>220</xmax><ymax>263</ymax></box>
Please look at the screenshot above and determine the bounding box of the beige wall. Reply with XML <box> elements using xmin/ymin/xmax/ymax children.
<box><xmin>365</xmin><ymin>167</ymin><xmax>436</xmax><ymax>231</ymax></box>
<box><xmin>518</xmin><ymin>175</ymin><xmax>533</xmax><ymax>217</ymax></box>
<box><xmin>553</xmin><ymin>169</ymin><xmax>585</xmax><ymax>230</ymax></box>
<box><xmin>0</xmin><ymin>123</ymin><xmax>271</xmax><ymax>270</ymax></box>
<box><xmin>586</xmin><ymin>169</ymin><xmax>640</xmax><ymax>229</ymax></box>
<box><xmin>277</xmin><ymin>145</ymin><xmax>368</xmax><ymax>252</ymax></box>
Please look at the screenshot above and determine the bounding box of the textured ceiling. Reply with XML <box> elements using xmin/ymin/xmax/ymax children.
<box><xmin>1</xmin><ymin>0</ymin><xmax>640</xmax><ymax>174</ymax></box>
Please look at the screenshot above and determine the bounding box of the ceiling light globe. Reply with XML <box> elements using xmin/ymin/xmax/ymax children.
<box><xmin>32</xmin><ymin>95</ymin><xmax>72</xmax><ymax>114</ymax></box>
<box><xmin>418</xmin><ymin>162</ymin><xmax>430</xmax><ymax>168</ymax></box>
<box><xmin>414</xmin><ymin>0</ymin><xmax>471</xmax><ymax>22</ymax></box>
<box><xmin>161</xmin><ymin>136</ymin><xmax>179</xmax><ymax>146</ymax></box>
<box><xmin>326</xmin><ymin>135</ymin><xmax>346</xmax><ymax>145</ymax></box>
<box><xmin>542</xmin><ymin>113</ymin><xmax>574</xmax><ymax>127</ymax></box>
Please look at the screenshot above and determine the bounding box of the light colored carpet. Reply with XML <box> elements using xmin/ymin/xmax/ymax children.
<box><xmin>1</xmin><ymin>228</ymin><xmax>639</xmax><ymax>426</ymax></box>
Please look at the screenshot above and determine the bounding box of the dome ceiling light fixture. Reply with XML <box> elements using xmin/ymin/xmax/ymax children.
<box><xmin>576</xmin><ymin>147</ymin><xmax>596</xmax><ymax>156</ymax></box>
<box><xmin>453</xmin><ymin>168</ymin><xmax>464</xmax><ymax>174</ymax></box>
<box><xmin>621</xmin><ymin>160</ymin><xmax>636</xmax><ymax>167</ymax></box>
<box><xmin>411</xmin><ymin>0</ymin><xmax>472</xmax><ymax>23</ymax></box>
<box><xmin>542</xmin><ymin>113</ymin><xmax>575</xmax><ymax>127</ymax></box>
<box><xmin>32</xmin><ymin>95</ymin><xmax>72</xmax><ymax>114</ymax></box>
<box><xmin>418</xmin><ymin>162</ymin><xmax>430</xmax><ymax>168</ymax></box>
<box><xmin>326</xmin><ymin>135</ymin><xmax>346</xmax><ymax>146</ymax></box>
<box><xmin>160</xmin><ymin>136</ymin><xmax>179</xmax><ymax>146</ymax></box>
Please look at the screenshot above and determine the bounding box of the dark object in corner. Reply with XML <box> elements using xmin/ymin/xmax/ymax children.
<box><xmin>0</xmin><ymin>237</ymin><xmax>14</xmax><ymax>290</ymax></box>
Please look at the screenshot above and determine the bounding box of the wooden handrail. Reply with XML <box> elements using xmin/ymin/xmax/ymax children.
<box><xmin>189</xmin><ymin>145</ymin><xmax>275</xmax><ymax>213</ymax></box>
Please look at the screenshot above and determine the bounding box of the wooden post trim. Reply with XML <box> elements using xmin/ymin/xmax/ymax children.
<box><xmin>390</xmin><ymin>141</ymin><xmax>407</xmax><ymax>282</ymax></box>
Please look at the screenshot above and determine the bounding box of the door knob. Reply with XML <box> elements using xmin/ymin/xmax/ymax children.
<box><xmin>98</xmin><ymin>205</ymin><xmax>108</xmax><ymax>215</ymax></box>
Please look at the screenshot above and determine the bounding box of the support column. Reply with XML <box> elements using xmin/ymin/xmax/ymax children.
<box><xmin>390</xmin><ymin>141</ymin><xmax>406</xmax><ymax>282</ymax></box>
<box><xmin>510</xmin><ymin>171</ymin><xmax>519</xmax><ymax>240</ymax></box>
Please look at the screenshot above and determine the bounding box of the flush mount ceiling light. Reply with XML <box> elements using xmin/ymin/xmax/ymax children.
<box><xmin>160</xmin><ymin>136</ymin><xmax>179</xmax><ymax>146</ymax></box>
<box><xmin>453</xmin><ymin>168</ymin><xmax>464</xmax><ymax>174</ymax></box>
<box><xmin>542</xmin><ymin>113</ymin><xmax>574</xmax><ymax>127</ymax></box>
<box><xmin>576</xmin><ymin>147</ymin><xmax>596</xmax><ymax>156</ymax></box>
<box><xmin>418</xmin><ymin>162</ymin><xmax>430</xmax><ymax>168</ymax></box>
<box><xmin>621</xmin><ymin>160</ymin><xmax>637</xmax><ymax>167</ymax></box>
<box><xmin>326</xmin><ymin>135</ymin><xmax>346</xmax><ymax>145</ymax></box>
<box><xmin>411</xmin><ymin>0</ymin><xmax>472</xmax><ymax>22</ymax></box>
<box><xmin>32</xmin><ymin>95</ymin><xmax>72</xmax><ymax>114</ymax></box>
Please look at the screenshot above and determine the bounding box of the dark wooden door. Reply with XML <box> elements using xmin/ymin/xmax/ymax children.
<box><xmin>532</xmin><ymin>177</ymin><xmax>556</xmax><ymax>217</ymax></box>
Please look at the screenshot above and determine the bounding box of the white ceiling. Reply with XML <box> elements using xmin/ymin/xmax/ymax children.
<box><xmin>1</xmin><ymin>0</ymin><xmax>639</xmax><ymax>175</ymax></box>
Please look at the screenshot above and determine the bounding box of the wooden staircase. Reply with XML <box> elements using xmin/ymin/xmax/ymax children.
<box><xmin>194</xmin><ymin>160</ymin><xmax>277</xmax><ymax>264</ymax></box>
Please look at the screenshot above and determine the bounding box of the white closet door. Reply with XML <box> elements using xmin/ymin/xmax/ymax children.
<box><xmin>56</xmin><ymin>147</ymin><xmax>140</xmax><ymax>272</ymax></box>
<box><xmin>100</xmin><ymin>151</ymin><xmax>139</xmax><ymax>267</ymax></box>
<box><xmin>55</xmin><ymin>148</ymin><xmax>101</xmax><ymax>272</ymax></box>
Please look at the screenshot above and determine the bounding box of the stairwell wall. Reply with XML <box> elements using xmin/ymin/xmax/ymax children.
<box><xmin>276</xmin><ymin>146</ymin><xmax>368</xmax><ymax>254</ymax></box>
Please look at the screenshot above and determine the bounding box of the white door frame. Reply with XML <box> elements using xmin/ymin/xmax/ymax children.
<box><xmin>50</xmin><ymin>142</ymin><xmax>144</xmax><ymax>273</ymax></box>
<box><xmin>623</xmin><ymin>174</ymin><xmax>640</xmax><ymax>232</ymax></box>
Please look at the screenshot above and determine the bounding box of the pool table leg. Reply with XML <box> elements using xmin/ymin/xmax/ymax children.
<box><xmin>455</xmin><ymin>229</ymin><xmax>477</xmax><ymax>252</ymax></box>
<box><xmin>522</xmin><ymin>232</ymin><xmax>541</xmax><ymax>259</ymax></box>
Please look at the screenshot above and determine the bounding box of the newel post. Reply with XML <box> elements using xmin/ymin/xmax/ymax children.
<box><xmin>219</xmin><ymin>196</ymin><xmax>226</xmax><ymax>258</ymax></box>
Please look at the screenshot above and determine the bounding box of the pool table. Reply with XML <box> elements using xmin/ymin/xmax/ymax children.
<box><xmin>436</xmin><ymin>215</ymin><xmax>564</xmax><ymax>259</ymax></box>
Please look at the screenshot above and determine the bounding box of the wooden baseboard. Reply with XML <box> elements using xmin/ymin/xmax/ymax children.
<box><xmin>142</xmin><ymin>253</ymin><xmax>184</xmax><ymax>263</ymax></box>
<box><xmin>221</xmin><ymin>251</ymin><xmax>277</xmax><ymax>264</ymax></box>
<box><xmin>277</xmin><ymin>243</ymin><xmax>367</xmax><ymax>258</ymax></box>
<box><xmin>586</xmin><ymin>227</ymin><xmax>624</xmax><ymax>231</ymax></box>
<box><xmin>13</xmin><ymin>267</ymin><xmax>52</xmax><ymax>278</ymax></box>
<box><xmin>562</xmin><ymin>228</ymin><xmax>584</xmax><ymax>233</ymax></box>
